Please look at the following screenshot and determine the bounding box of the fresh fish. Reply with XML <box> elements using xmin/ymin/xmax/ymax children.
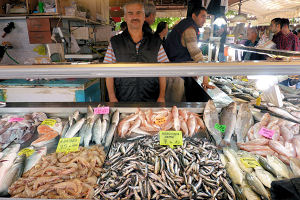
<box><xmin>268</xmin><ymin>106</ymin><xmax>300</xmax><ymax>123</ymax></box>
<box><xmin>32</xmin><ymin>134</ymin><xmax>59</xmax><ymax>148</ymax></box>
<box><xmin>220</xmin><ymin>102</ymin><xmax>237</xmax><ymax>146</ymax></box>
<box><xmin>172</xmin><ymin>106</ymin><xmax>180</xmax><ymax>131</ymax></box>
<box><xmin>0</xmin><ymin>154</ymin><xmax>26</xmax><ymax>196</ymax></box>
<box><xmin>269</xmin><ymin>140</ymin><xmax>294</xmax><ymax>158</ymax></box>
<box><xmin>131</xmin><ymin>127</ymin><xmax>152</xmax><ymax>136</ymax></box>
<box><xmin>104</xmin><ymin>123</ymin><xmax>117</xmax><ymax>151</ymax></box>
<box><xmin>84</xmin><ymin>118</ymin><xmax>95</xmax><ymax>147</ymax></box>
<box><xmin>254</xmin><ymin>167</ymin><xmax>276</xmax><ymax>188</ymax></box>
<box><xmin>60</xmin><ymin>121</ymin><xmax>69</xmax><ymax>137</ymax></box>
<box><xmin>221</xmin><ymin>85</ymin><xmax>232</xmax><ymax>94</ymax></box>
<box><xmin>79</xmin><ymin>121</ymin><xmax>88</xmax><ymax>145</ymax></box>
<box><xmin>293</xmin><ymin>137</ymin><xmax>300</xmax><ymax>158</ymax></box>
<box><xmin>87</xmin><ymin>105</ymin><xmax>94</xmax><ymax>120</ymax></box>
<box><xmin>69</xmin><ymin>110</ymin><xmax>80</xmax><ymax>127</ymax></box>
<box><xmin>235</xmin><ymin>104</ymin><xmax>254</xmax><ymax>143</ymax></box>
<box><xmin>64</xmin><ymin>118</ymin><xmax>85</xmax><ymax>138</ymax></box>
<box><xmin>92</xmin><ymin>117</ymin><xmax>103</xmax><ymax>145</ymax></box>
<box><xmin>233</xmin><ymin>184</ymin><xmax>246</xmax><ymax>200</ymax></box>
<box><xmin>241</xmin><ymin>181</ymin><xmax>261</xmax><ymax>200</ymax></box>
<box><xmin>258</xmin><ymin>156</ymin><xmax>277</xmax><ymax>177</ymax></box>
<box><xmin>112</xmin><ymin>110</ymin><xmax>120</xmax><ymax>125</ymax></box>
<box><xmin>203</xmin><ymin>100</ymin><xmax>222</xmax><ymax>145</ymax></box>
<box><xmin>226</xmin><ymin>161</ymin><xmax>244</xmax><ymax>185</ymax></box>
<box><xmin>267</xmin><ymin>155</ymin><xmax>290</xmax><ymax>179</ymax></box>
<box><xmin>236</xmin><ymin>151</ymin><xmax>254</xmax><ymax>173</ymax></box>
<box><xmin>24</xmin><ymin>146</ymin><xmax>47</xmax><ymax>173</ymax></box>
<box><xmin>290</xmin><ymin>157</ymin><xmax>300</xmax><ymax>177</ymax></box>
<box><xmin>246</xmin><ymin>172</ymin><xmax>270</xmax><ymax>200</ymax></box>
<box><xmin>101</xmin><ymin>118</ymin><xmax>108</xmax><ymax>141</ymax></box>
<box><xmin>187</xmin><ymin>114</ymin><xmax>196</xmax><ymax>136</ymax></box>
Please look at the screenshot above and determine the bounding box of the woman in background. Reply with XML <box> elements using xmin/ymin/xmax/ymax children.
<box><xmin>155</xmin><ymin>22</ymin><xmax>168</xmax><ymax>48</ymax></box>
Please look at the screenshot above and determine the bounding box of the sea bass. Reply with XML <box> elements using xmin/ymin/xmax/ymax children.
<box><xmin>92</xmin><ymin>117</ymin><xmax>103</xmax><ymax>145</ymax></box>
<box><xmin>220</xmin><ymin>102</ymin><xmax>237</xmax><ymax>146</ymax></box>
<box><xmin>83</xmin><ymin>118</ymin><xmax>95</xmax><ymax>147</ymax></box>
<box><xmin>235</xmin><ymin>103</ymin><xmax>254</xmax><ymax>143</ymax></box>
<box><xmin>64</xmin><ymin>118</ymin><xmax>85</xmax><ymax>138</ymax></box>
<box><xmin>203</xmin><ymin>100</ymin><xmax>222</xmax><ymax>145</ymax></box>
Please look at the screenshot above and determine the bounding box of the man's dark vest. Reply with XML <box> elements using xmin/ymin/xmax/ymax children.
<box><xmin>110</xmin><ymin>29</ymin><xmax>161</xmax><ymax>102</ymax></box>
<box><xmin>165</xmin><ymin>18</ymin><xmax>199</xmax><ymax>62</ymax></box>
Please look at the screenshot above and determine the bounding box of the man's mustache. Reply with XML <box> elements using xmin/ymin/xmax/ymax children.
<box><xmin>131</xmin><ymin>19</ymin><xmax>140</xmax><ymax>23</ymax></box>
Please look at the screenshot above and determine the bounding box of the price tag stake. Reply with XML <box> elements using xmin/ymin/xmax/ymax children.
<box><xmin>159</xmin><ymin>131</ymin><xmax>183</xmax><ymax>149</ymax></box>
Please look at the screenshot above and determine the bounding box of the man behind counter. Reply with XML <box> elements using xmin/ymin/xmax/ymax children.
<box><xmin>103</xmin><ymin>1</ymin><xmax>168</xmax><ymax>102</ymax></box>
<box><xmin>242</xmin><ymin>28</ymin><xmax>265</xmax><ymax>61</ymax></box>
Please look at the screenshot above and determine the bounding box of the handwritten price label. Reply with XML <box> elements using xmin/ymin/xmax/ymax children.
<box><xmin>9</xmin><ymin>118</ymin><xmax>24</xmax><ymax>122</ymax></box>
<box><xmin>18</xmin><ymin>148</ymin><xmax>35</xmax><ymax>157</ymax></box>
<box><xmin>215</xmin><ymin>123</ymin><xmax>226</xmax><ymax>133</ymax></box>
<box><xmin>155</xmin><ymin>117</ymin><xmax>166</xmax><ymax>125</ymax></box>
<box><xmin>259</xmin><ymin>127</ymin><xmax>274</xmax><ymax>139</ymax></box>
<box><xmin>159</xmin><ymin>131</ymin><xmax>183</xmax><ymax>149</ymax></box>
<box><xmin>94</xmin><ymin>107</ymin><xmax>110</xmax><ymax>115</ymax></box>
<box><xmin>41</xmin><ymin>119</ymin><xmax>57</xmax><ymax>127</ymax></box>
<box><xmin>240</xmin><ymin>157</ymin><xmax>260</xmax><ymax>168</ymax></box>
<box><xmin>56</xmin><ymin>137</ymin><xmax>81</xmax><ymax>154</ymax></box>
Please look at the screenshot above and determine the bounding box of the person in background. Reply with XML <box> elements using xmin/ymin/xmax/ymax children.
<box><xmin>279</xmin><ymin>18</ymin><xmax>300</xmax><ymax>51</ymax></box>
<box><xmin>242</xmin><ymin>27</ymin><xmax>265</xmax><ymax>61</ymax></box>
<box><xmin>165</xmin><ymin>7</ymin><xmax>215</xmax><ymax>102</ymax></box>
<box><xmin>270</xmin><ymin>18</ymin><xmax>283</xmax><ymax>46</ymax></box>
<box><xmin>143</xmin><ymin>3</ymin><xmax>156</xmax><ymax>34</ymax></box>
<box><xmin>104</xmin><ymin>1</ymin><xmax>167</xmax><ymax>102</ymax></box>
<box><xmin>155</xmin><ymin>21</ymin><xmax>168</xmax><ymax>48</ymax></box>
<box><xmin>120</xmin><ymin>21</ymin><xmax>127</xmax><ymax>32</ymax></box>
<box><xmin>297</xmin><ymin>30</ymin><xmax>300</xmax><ymax>39</ymax></box>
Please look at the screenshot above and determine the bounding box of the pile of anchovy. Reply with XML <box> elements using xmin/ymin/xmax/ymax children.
<box><xmin>94</xmin><ymin>136</ymin><xmax>235</xmax><ymax>200</ymax></box>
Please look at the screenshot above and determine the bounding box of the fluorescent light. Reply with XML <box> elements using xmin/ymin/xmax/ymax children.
<box><xmin>213</xmin><ymin>17</ymin><xmax>227</xmax><ymax>26</ymax></box>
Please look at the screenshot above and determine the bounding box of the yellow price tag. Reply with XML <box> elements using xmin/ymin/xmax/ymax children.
<box><xmin>18</xmin><ymin>148</ymin><xmax>35</xmax><ymax>157</ymax></box>
<box><xmin>41</xmin><ymin>119</ymin><xmax>57</xmax><ymax>127</ymax></box>
<box><xmin>155</xmin><ymin>117</ymin><xmax>166</xmax><ymax>125</ymax></box>
<box><xmin>240</xmin><ymin>157</ymin><xmax>260</xmax><ymax>168</ymax></box>
<box><xmin>56</xmin><ymin>137</ymin><xmax>81</xmax><ymax>154</ymax></box>
<box><xmin>256</xmin><ymin>96</ymin><xmax>262</xmax><ymax>106</ymax></box>
<box><xmin>242</xmin><ymin>78</ymin><xmax>249</xmax><ymax>82</ymax></box>
<box><xmin>159</xmin><ymin>131</ymin><xmax>183</xmax><ymax>149</ymax></box>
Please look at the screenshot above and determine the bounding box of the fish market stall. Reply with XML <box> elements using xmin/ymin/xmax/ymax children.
<box><xmin>0</xmin><ymin>62</ymin><xmax>300</xmax><ymax>199</ymax></box>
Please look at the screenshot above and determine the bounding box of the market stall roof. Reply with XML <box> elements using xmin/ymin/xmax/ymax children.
<box><xmin>230</xmin><ymin>0</ymin><xmax>300</xmax><ymax>24</ymax></box>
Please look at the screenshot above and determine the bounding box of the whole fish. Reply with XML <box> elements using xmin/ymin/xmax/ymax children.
<box><xmin>203</xmin><ymin>100</ymin><xmax>222</xmax><ymax>145</ymax></box>
<box><xmin>0</xmin><ymin>154</ymin><xmax>26</xmax><ymax>196</ymax></box>
<box><xmin>290</xmin><ymin>158</ymin><xmax>300</xmax><ymax>177</ymax></box>
<box><xmin>258</xmin><ymin>156</ymin><xmax>277</xmax><ymax>177</ymax></box>
<box><xmin>101</xmin><ymin>118</ymin><xmax>108</xmax><ymax>142</ymax></box>
<box><xmin>241</xmin><ymin>181</ymin><xmax>261</xmax><ymax>200</ymax></box>
<box><xmin>24</xmin><ymin>146</ymin><xmax>47</xmax><ymax>173</ymax></box>
<box><xmin>83</xmin><ymin>118</ymin><xmax>95</xmax><ymax>147</ymax></box>
<box><xmin>267</xmin><ymin>155</ymin><xmax>290</xmax><ymax>179</ymax></box>
<box><xmin>64</xmin><ymin>118</ymin><xmax>85</xmax><ymax>138</ymax></box>
<box><xmin>221</xmin><ymin>85</ymin><xmax>232</xmax><ymax>94</ymax></box>
<box><xmin>68</xmin><ymin>110</ymin><xmax>80</xmax><ymax>128</ymax></box>
<box><xmin>172</xmin><ymin>106</ymin><xmax>180</xmax><ymax>131</ymax></box>
<box><xmin>104</xmin><ymin>123</ymin><xmax>117</xmax><ymax>151</ymax></box>
<box><xmin>92</xmin><ymin>117</ymin><xmax>103</xmax><ymax>145</ymax></box>
<box><xmin>269</xmin><ymin>140</ymin><xmax>294</xmax><ymax>158</ymax></box>
<box><xmin>268</xmin><ymin>106</ymin><xmax>300</xmax><ymax>123</ymax></box>
<box><xmin>235</xmin><ymin>103</ymin><xmax>254</xmax><ymax>143</ymax></box>
<box><xmin>220</xmin><ymin>102</ymin><xmax>237</xmax><ymax>146</ymax></box>
<box><xmin>131</xmin><ymin>127</ymin><xmax>152</xmax><ymax>136</ymax></box>
<box><xmin>79</xmin><ymin>121</ymin><xmax>88</xmax><ymax>145</ymax></box>
<box><xmin>254</xmin><ymin>167</ymin><xmax>276</xmax><ymax>188</ymax></box>
<box><xmin>60</xmin><ymin>121</ymin><xmax>70</xmax><ymax>137</ymax></box>
<box><xmin>233</xmin><ymin>184</ymin><xmax>246</xmax><ymax>200</ymax></box>
<box><xmin>246</xmin><ymin>172</ymin><xmax>270</xmax><ymax>200</ymax></box>
<box><xmin>112</xmin><ymin>110</ymin><xmax>120</xmax><ymax>125</ymax></box>
<box><xmin>226</xmin><ymin>161</ymin><xmax>244</xmax><ymax>185</ymax></box>
<box><xmin>87</xmin><ymin>105</ymin><xmax>94</xmax><ymax>120</ymax></box>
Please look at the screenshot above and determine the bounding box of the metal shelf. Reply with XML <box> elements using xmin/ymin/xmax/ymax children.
<box><xmin>0</xmin><ymin>62</ymin><xmax>300</xmax><ymax>79</ymax></box>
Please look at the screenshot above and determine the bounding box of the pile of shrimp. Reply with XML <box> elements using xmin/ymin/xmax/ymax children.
<box><xmin>118</xmin><ymin>106</ymin><xmax>205</xmax><ymax>138</ymax></box>
<box><xmin>9</xmin><ymin>145</ymin><xmax>106</xmax><ymax>199</ymax></box>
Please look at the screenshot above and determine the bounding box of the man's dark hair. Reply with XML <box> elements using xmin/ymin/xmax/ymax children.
<box><xmin>280</xmin><ymin>18</ymin><xmax>290</xmax><ymax>29</ymax></box>
<box><xmin>271</xmin><ymin>18</ymin><xmax>282</xmax><ymax>27</ymax></box>
<box><xmin>120</xmin><ymin>21</ymin><xmax>127</xmax><ymax>30</ymax></box>
<box><xmin>297</xmin><ymin>29</ymin><xmax>300</xmax><ymax>34</ymax></box>
<box><xmin>191</xmin><ymin>7</ymin><xmax>207</xmax><ymax>17</ymax></box>
<box><xmin>155</xmin><ymin>21</ymin><xmax>167</xmax><ymax>35</ymax></box>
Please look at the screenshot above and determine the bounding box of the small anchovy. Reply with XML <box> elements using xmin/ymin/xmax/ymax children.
<box><xmin>94</xmin><ymin>136</ymin><xmax>234</xmax><ymax>200</ymax></box>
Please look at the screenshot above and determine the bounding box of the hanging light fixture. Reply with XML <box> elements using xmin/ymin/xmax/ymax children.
<box><xmin>231</xmin><ymin>0</ymin><xmax>247</xmax><ymax>23</ymax></box>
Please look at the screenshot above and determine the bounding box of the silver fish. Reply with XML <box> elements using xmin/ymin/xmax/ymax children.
<box><xmin>254</xmin><ymin>167</ymin><xmax>276</xmax><ymax>188</ymax></box>
<box><xmin>112</xmin><ymin>110</ymin><xmax>120</xmax><ymax>125</ymax></box>
<box><xmin>64</xmin><ymin>118</ymin><xmax>85</xmax><ymax>138</ymax></box>
<box><xmin>268</xmin><ymin>106</ymin><xmax>300</xmax><ymax>123</ymax></box>
<box><xmin>83</xmin><ymin>118</ymin><xmax>95</xmax><ymax>147</ymax></box>
<box><xmin>79</xmin><ymin>121</ymin><xmax>88</xmax><ymax>145</ymax></box>
<box><xmin>220</xmin><ymin>102</ymin><xmax>237</xmax><ymax>146</ymax></box>
<box><xmin>0</xmin><ymin>154</ymin><xmax>26</xmax><ymax>196</ymax></box>
<box><xmin>24</xmin><ymin>146</ymin><xmax>47</xmax><ymax>173</ymax></box>
<box><xmin>246</xmin><ymin>172</ymin><xmax>270</xmax><ymax>200</ymax></box>
<box><xmin>60</xmin><ymin>121</ymin><xmax>70</xmax><ymax>137</ymax></box>
<box><xmin>267</xmin><ymin>155</ymin><xmax>290</xmax><ymax>179</ymax></box>
<box><xmin>92</xmin><ymin>117</ymin><xmax>103</xmax><ymax>145</ymax></box>
<box><xmin>235</xmin><ymin>103</ymin><xmax>254</xmax><ymax>143</ymax></box>
<box><xmin>203</xmin><ymin>100</ymin><xmax>223</xmax><ymax>145</ymax></box>
<box><xmin>87</xmin><ymin>105</ymin><xmax>95</xmax><ymax>120</ymax></box>
<box><xmin>104</xmin><ymin>123</ymin><xmax>117</xmax><ymax>151</ymax></box>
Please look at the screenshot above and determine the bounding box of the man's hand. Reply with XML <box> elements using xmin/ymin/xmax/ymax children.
<box><xmin>109</xmin><ymin>97</ymin><xmax>118</xmax><ymax>103</ymax></box>
<box><xmin>201</xmin><ymin>82</ymin><xmax>216</xmax><ymax>90</ymax></box>
<box><xmin>157</xmin><ymin>97</ymin><xmax>165</xmax><ymax>103</ymax></box>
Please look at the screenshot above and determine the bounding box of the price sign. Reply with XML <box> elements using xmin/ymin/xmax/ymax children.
<box><xmin>41</xmin><ymin>119</ymin><xmax>57</xmax><ymax>127</ymax></box>
<box><xmin>94</xmin><ymin>107</ymin><xmax>110</xmax><ymax>115</ymax></box>
<box><xmin>18</xmin><ymin>148</ymin><xmax>35</xmax><ymax>157</ymax></box>
<box><xmin>256</xmin><ymin>96</ymin><xmax>262</xmax><ymax>106</ymax></box>
<box><xmin>215</xmin><ymin>123</ymin><xmax>226</xmax><ymax>133</ymax></box>
<box><xmin>240</xmin><ymin>157</ymin><xmax>260</xmax><ymax>168</ymax></box>
<box><xmin>259</xmin><ymin>128</ymin><xmax>274</xmax><ymax>139</ymax></box>
<box><xmin>155</xmin><ymin>117</ymin><xmax>166</xmax><ymax>125</ymax></box>
<box><xmin>56</xmin><ymin>137</ymin><xmax>81</xmax><ymax>154</ymax></box>
<box><xmin>9</xmin><ymin>118</ymin><xmax>24</xmax><ymax>122</ymax></box>
<box><xmin>159</xmin><ymin>131</ymin><xmax>183</xmax><ymax>149</ymax></box>
<box><xmin>242</xmin><ymin>78</ymin><xmax>249</xmax><ymax>82</ymax></box>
